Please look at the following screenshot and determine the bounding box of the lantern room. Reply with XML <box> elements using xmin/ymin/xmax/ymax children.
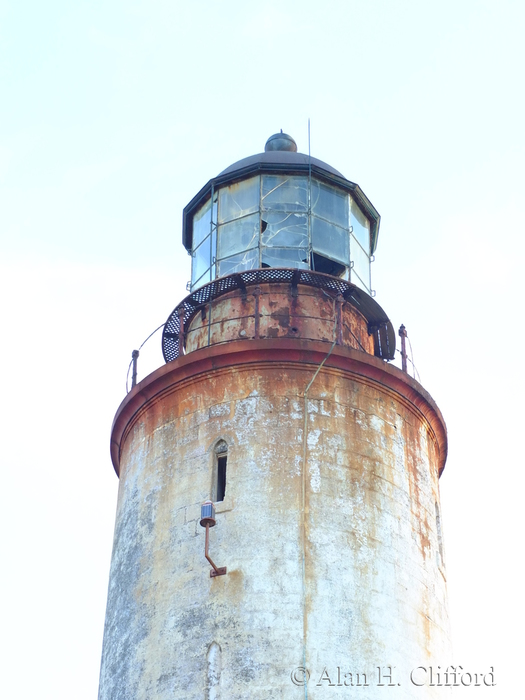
<box><xmin>183</xmin><ymin>132</ymin><xmax>380</xmax><ymax>295</ymax></box>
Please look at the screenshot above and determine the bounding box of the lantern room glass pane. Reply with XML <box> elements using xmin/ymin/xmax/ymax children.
<box><xmin>351</xmin><ymin>272</ymin><xmax>368</xmax><ymax>292</ymax></box>
<box><xmin>193</xmin><ymin>199</ymin><xmax>212</xmax><ymax>249</ymax></box>
<box><xmin>261</xmin><ymin>211</ymin><xmax>308</xmax><ymax>248</ymax></box>
<box><xmin>261</xmin><ymin>247</ymin><xmax>309</xmax><ymax>268</ymax></box>
<box><xmin>262</xmin><ymin>175</ymin><xmax>308</xmax><ymax>212</ymax></box>
<box><xmin>351</xmin><ymin>234</ymin><xmax>371</xmax><ymax>290</ymax></box>
<box><xmin>194</xmin><ymin>266</ymin><xmax>212</xmax><ymax>289</ymax></box>
<box><xmin>217</xmin><ymin>248</ymin><xmax>258</xmax><ymax>276</ymax></box>
<box><xmin>218</xmin><ymin>176</ymin><xmax>260</xmax><ymax>224</ymax></box>
<box><xmin>217</xmin><ymin>214</ymin><xmax>259</xmax><ymax>260</ymax></box>
<box><xmin>212</xmin><ymin>195</ymin><xmax>218</xmax><ymax>230</ymax></box>
<box><xmin>350</xmin><ymin>199</ymin><xmax>370</xmax><ymax>252</ymax></box>
<box><xmin>193</xmin><ymin>236</ymin><xmax>212</xmax><ymax>284</ymax></box>
<box><xmin>311</xmin><ymin>180</ymin><xmax>349</xmax><ymax>228</ymax></box>
<box><xmin>190</xmin><ymin>173</ymin><xmax>375</xmax><ymax>295</ymax></box>
<box><xmin>211</xmin><ymin>227</ymin><xmax>217</xmax><ymax>274</ymax></box>
<box><xmin>311</xmin><ymin>216</ymin><xmax>349</xmax><ymax>265</ymax></box>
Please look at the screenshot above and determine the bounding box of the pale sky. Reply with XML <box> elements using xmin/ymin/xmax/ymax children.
<box><xmin>1</xmin><ymin>1</ymin><xmax>523</xmax><ymax>697</ymax></box>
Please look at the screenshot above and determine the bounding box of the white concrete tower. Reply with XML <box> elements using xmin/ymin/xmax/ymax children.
<box><xmin>99</xmin><ymin>133</ymin><xmax>451</xmax><ymax>699</ymax></box>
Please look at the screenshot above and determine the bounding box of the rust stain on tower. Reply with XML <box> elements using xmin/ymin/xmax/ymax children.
<box><xmin>99</xmin><ymin>132</ymin><xmax>451</xmax><ymax>700</ymax></box>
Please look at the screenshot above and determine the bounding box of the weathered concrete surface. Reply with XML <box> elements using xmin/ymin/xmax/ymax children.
<box><xmin>100</xmin><ymin>339</ymin><xmax>450</xmax><ymax>699</ymax></box>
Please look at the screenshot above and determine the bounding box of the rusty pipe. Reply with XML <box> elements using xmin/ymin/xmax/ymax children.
<box><xmin>205</xmin><ymin>523</ymin><xmax>226</xmax><ymax>578</ymax></box>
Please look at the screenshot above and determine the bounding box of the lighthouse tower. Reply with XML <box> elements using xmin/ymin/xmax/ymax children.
<box><xmin>99</xmin><ymin>133</ymin><xmax>450</xmax><ymax>699</ymax></box>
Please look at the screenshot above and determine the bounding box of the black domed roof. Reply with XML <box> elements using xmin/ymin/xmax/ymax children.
<box><xmin>219</xmin><ymin>149</ymin><xmax>345</xmax><ymax>180</ymax></box>
<box><xmin>219</xmin><ymin>131</ymin><xmax>345</xmax><ymax>179</ymax></box>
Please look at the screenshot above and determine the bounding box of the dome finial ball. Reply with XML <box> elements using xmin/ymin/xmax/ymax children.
<box><xmin>264</xmin><ymin>132</ymin><xmax>297</xmax><ymax>153</ymax></box>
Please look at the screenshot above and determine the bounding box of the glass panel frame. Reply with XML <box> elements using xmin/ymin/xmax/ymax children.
<box><xmin>350</xmin><ymin>234</ymin><xmax>371</xmax><ymax>291</ymax></box>
<box><xmin>311</xmin><ymin>180</ymin><xmax>349</xmax><ymax>229</ymax></box>
<box><xmin>193</xmin><ymin>199</ymin><xmax>212</xmax><ymax>249</ymax></box>
<box><xmin>262</xmin><ymin>175</ymin><xmax>308</xmax><ymax>212</ymax></box>
<box><xmin>217</xmin><ymin>213</ymin><xmax>260</xmax><ymax>260</ymax></box>
<box><xmin>192</xmin><ymin>236</ymin><xmax>212</xmax><ymax>286</ymax></box>
<box><xmin>217</xmin><ymin>248</ymin><xmax>259</xmax><ymax>277</ymax></box>
<box><xmin>261</xmin><ymin>211</ymin><xmax>308</xmax><ymax>249</ymax></box>
<box><xmin>218</xmin><ymin>176</ymin><xmax>260</xmax><ymax>224</ymax></box>
<box><xmin>193</xmin><ymin>266</ymin><xmax>212</xmax><ymax>290</ymax></box>
<box><xmin>350</xmin><ymin>198</ymin><xmax>370</xmax><ymax>253</ymax></box>
<box><xmin>261</xmin><ymin>247</ymin><xmax>309</xmax><ymax>269</ymax></box>
<box><xmin>311</xmin><ymin>216</ymin><xmax>349</xmax><ymax>265</ymax></box>
<box><xmin>190</xmin><ymin>174</ymin><xmax>374</xmax><ymax>296</ymax></box>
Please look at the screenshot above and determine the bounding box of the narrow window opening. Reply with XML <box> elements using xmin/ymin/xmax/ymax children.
<box><xmin>217</xmin><ymin>455</ymin><xmax>227</xmax><ymax>502</ymax></box>
<box><xmin>206</xmin><ymin>641</ymin><xmax>221</xmax><ymax>700</ymax></box>
<box><xmin>214</xmin><ymin>440</ymin><xmax>228</xmax><ymax>502</ymax></box>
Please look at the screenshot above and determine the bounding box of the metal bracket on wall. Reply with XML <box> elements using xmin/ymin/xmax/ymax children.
<box><xmin>200</xmin><ymin>501</ymin><xmax>227</xmax><ymax>578</ymax></box>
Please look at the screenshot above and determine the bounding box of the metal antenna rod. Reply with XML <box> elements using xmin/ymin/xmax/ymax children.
<box><xmin>308</xmin><ymin>117</ymin><xmax>313</xmax><ymax>271</ymax></box>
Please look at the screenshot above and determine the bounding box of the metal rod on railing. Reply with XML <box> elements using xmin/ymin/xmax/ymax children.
<box><xmin>208</xmin><ymin>300</ymin><xmax>212</xmax><ymax>348</ymax></box>
<box><xmin>398</xmin><ymin>324</ymin><xmax>408</xmax><ymax>373</ymax></box>
<box><xmin>131</xmin><ymin>350</ymin><xmax>139</xmax><ymax>388</ymax></box>
<box><xmin>178</xmin><ymin>308</ymin><xmax>185</xmax><ymax>356</ymax></box>
<box><xmin>336</xmin><ymin>294</ymin><xmax>344</xmax><ymax>345</ymax></box>
<box><xmin>253</xmin><ymin>286</ymin><xmax>261</xmax><ymax>339</ymax></box>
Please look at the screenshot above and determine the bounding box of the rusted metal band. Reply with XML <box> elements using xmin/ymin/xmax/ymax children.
<box><xmin>162</xmin><ymin>268</ymin><xmax>395</xmax><ymax>363</ymax></box>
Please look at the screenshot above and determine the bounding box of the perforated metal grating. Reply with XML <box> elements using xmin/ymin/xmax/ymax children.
<box><xmin>162</xmin><ymin>268</ymin><xmax>395</xmax><ymax>362</ymax></box>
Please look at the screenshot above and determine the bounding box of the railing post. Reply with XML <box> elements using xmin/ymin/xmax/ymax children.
<box><xmin>131</xmin><ymin>349</ymin><xmax>139</xmax><ymax>388</ymax></box>
<box><xmin>336</xmin><ymin>294</ymin><xmax>344</xmax><ymax>345</ymax></box>
<box><xmin>253</xmin><ymin>286</ymin><xmax>261</xmax><ymax>339</ymax></box>
<box><xmin>207</xmin><ymin>300</ymin><xmax>212</xmax><ymax>348</ymax></box>
<box><xmin>178</xmin><ymin>308</ymin><xmax>185</xmax><ymax>356</ymax></box>
<box><xmin>398</xmin><ymin>324</ymin><xmax>408</xmax><ymax>373</ymax></box>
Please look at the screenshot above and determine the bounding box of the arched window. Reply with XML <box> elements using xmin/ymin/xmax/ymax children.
<box><xmin>214</xmin><ymin>440</ymin><xmax>228</xmax><ymax>503</ymax></box>
<box><xmin>207</xmin><ymin>641</ymin><xmax>221</xmax><ymax>699</ymax></box>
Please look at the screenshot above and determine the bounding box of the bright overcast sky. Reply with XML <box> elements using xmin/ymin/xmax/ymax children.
<box><xmin>1</xmin><ymin>1</ymin><xmax>523</xmax><ymax>698</ymax></box>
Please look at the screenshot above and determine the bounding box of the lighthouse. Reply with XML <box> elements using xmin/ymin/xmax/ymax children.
<box><xmin>99</xmin><ymin>133</ymin><xmax>451</xmax><ymax>698</ymax></box>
